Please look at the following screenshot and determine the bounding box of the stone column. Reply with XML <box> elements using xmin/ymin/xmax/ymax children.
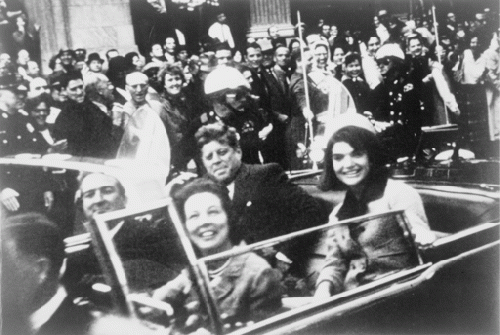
<box><xmin>247</xmin><ymin>0</ymin><xmax>294</xmax><ymax>39</ymax></box>
<box><xmin>23</xmin><ymin>0</ymin><xmax>137</xmax><ymax>73</ymax></box>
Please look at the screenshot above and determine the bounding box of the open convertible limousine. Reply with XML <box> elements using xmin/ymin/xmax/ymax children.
<box><xmin>1</xmin><ymin>156</ymin><xmax>499</xmax><ymax>334</ymax></box>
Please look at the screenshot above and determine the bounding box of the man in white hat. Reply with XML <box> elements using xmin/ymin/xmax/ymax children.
<box><xmin>371</xmin><ymin>43</ymin><xmax>422</xmax><ymax>159</ymax></box>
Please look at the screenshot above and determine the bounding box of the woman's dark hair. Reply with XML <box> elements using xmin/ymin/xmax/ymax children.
<box><xmin>158</xmin><ymin>63</ymin><xmax>185</xmax><ymax>89</ymax></box>
<box><xmin>25</xmin><ymin>93</ymin><xmax>51</xmax><ymax>112</ymax></box>
<box><xmin>124</xmin><ymin>52</ymin><xmax>139</xmax><ymax>71</ymax></box>
<box><xmin>319</xmin><ymin>126</ymin><xmax>389</xmax><ymax>191</ymax></box>
<box><xmin>172</xmin><ymin>178</ymin><xmax>240</xmax><ymax>244</ymax></box>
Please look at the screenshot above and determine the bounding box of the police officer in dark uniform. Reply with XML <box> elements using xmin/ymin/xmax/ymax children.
<box><xmin>0</xmin><ymin>73</ymin><xmax>53</xmax><ymax>217</ymax></box>
<box><xmin>200</xmin><ymin>66</ymin><xmax>269</xmax><ymax>165</ymax></box>
<box><xmin>371</xmin><ymin>44</ymin><xmax>422</xmax><ymax>159</ymax></box>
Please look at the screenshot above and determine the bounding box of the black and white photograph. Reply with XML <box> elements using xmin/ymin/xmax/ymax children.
<box><xmin>1</xmin><ymin>0</ymin><xmax>499</xmax><ymax>334</ymax></box>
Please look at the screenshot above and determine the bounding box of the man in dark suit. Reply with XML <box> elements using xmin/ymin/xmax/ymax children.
<box><xmin>194</xmin><ymin>123</ymin><xmax>329</xmax><ymax>273</ymax></box>
<box><xmin>261</xmin><ymin>45</ymin><xmax>294</xmax><ymax>169</ymax></box>
<box><xmin>53</xmin><ymin>72</ymin><xmax>118</xmax><ymax>158</ymax></box>
<box><xmin>2</xmin><ymin>213</ymin><xmax>94</xmax><ymax>335</ymax></box>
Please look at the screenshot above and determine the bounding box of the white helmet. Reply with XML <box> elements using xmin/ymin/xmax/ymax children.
<box><xmin>375</xmin><ymin>43</ymin><xmax>405</xmax><ymax>61</ymax></box>
<box><xmin>204</xmin><ymin>66</ymin><xmax>251</xmax><ymax>95</ymax></box>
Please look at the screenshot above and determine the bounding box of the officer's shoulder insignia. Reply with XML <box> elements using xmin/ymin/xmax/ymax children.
<box><xmin>404</xmin><ymin>83</ymin><xmax>414</xmax><ymax>92</ymax></box>
<box><xmin>26</xmin><ymin>123</ymin><xmax>35</xmax><ymax>133</ymax></box>
<box><xmin>19</xmin><ymin>110</ymin><xmax>28</xmax><ymax>116</ymax></box>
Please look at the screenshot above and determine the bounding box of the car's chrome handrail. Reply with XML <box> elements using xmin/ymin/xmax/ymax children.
<box><xmin>229</xmin><ymin>240</ymin><xmax>500</xmax><ymax>335</ymax></box>
<box><xmin>199</xmin><ymin>210</ymin><xmax>408</xmax><ymax>263</ymax></box>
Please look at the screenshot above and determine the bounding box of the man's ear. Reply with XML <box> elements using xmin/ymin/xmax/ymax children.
<box><xmin>34</xmin><ymin>257</ymin><xmax>51</xmax><ymax>284</ymax></box>
<box><xmin>235</xmin><ymin>147</ymin><xmax>243</xmax><ymax>159</ymax></box>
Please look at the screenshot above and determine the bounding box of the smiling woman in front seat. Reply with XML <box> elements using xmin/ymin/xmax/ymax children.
<box><xmin>314</xmin><ymin>115</ymin><xmax>436</xmax><ymax>298</ymax></box>
<box><xmin>153</xmin><ymin>178</ymin><xmax>282</xmax><ymax>325</ymax></box>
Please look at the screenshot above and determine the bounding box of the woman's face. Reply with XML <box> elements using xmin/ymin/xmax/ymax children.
<box><xmin>132</xmin><ymin>56</ymin><xmax>144</xmax><ymax>71</ymax></box>
<box><xmin>184</xmin><ymin>192</ymin><xmax>230</xmax><ymax>254</ymax></box>
<box><xmin>164</xmin><ymin>73</ymin><xmax>183</xmax><ymax>96</ymax></box>
<box><xmin>332</xmin><ymin>48</ymin><xmax>345</xmax><ymax>65</ymax></box>
<box><xmin>314</xmin><ymin>45</ymin><xmax>328</xmax><ymax>67</ymax></box>
<box><xmin>332</xmin><ymin>141</ymin><xmax>370</xmax><ymax>188</ymax></box>
<box><xmin>290</xmin><ymin>41</ymin><xmax>300</xmax><ymax>53</ymax></box>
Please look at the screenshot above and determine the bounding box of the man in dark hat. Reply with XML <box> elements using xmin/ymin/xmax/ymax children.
<box><xmin>86</xmin><ymin>52</ymin><xmax>104</xmax><ymax>74</ymax></box>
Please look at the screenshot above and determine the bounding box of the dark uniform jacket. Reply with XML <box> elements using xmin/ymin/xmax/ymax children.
<box><xmin>0</xmin><ymin>110</ymin><xmax>42</xmax><ymax>157</ymax></box>
<box><xmin>342</xmin><ymin>77</ymin><xmax>373</xmax><ymax>113</ymax></box>
<box><xmin>53</xmin><ymin>99</ymin><xmax>117</xmax><ymax>158</ymax></box>
<box><xmin>0</xmin><ymin>110</ymin><xmax>53</xmax><ymax>215</ymax></box>
<box><xmin>372</xmin><ymin>75</ymin><xmax>422</xmax><ymax>158</ymax></box>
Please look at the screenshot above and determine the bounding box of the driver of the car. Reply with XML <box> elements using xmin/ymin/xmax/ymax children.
<box><xmin>80</xmin><ymin>172</ymin><xmax>127</xmax><ymax>222</ymax></box>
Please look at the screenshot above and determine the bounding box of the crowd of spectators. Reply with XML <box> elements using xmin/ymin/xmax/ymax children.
<box><xmin>1</xmin><ymin>3</ymin><xmax>498</xmax><ymax>176</ymax></box>
<box><xmin>1</xmin><ymin>3</ymin><xmax>499</xmax><ymax>334</ymax></box>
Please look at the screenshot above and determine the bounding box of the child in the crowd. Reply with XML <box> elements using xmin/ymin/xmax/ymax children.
<box><xmin>341</xmin><ymin>52</ymin><xmax>373</xmax><ymax>113</ymax></box>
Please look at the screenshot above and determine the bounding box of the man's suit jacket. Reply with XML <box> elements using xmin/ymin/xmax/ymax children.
<box><xmin>37</xmin><ymin>296</ymin><xmax>94</xmax><ymax>335</ymax></box>
<box><xmin>229</xmin><ymin>163</ymin><xmax>329</xmax><ymax>271</ymax></box>
<box><xmin>262</xmin><ymin>66</ymin><xmax>292</xmax><ymax>118</ymax></box>
<box><xmin>53</xmin><ymin>99</ymin><xmax>117</xmax><ymax>158</ymax></box>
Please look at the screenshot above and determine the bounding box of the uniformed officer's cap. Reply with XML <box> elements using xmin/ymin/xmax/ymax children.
<box><xmin>375</xmin><ymin>43</ymin><xmax>405</xmax><ymax>61</ymax></box>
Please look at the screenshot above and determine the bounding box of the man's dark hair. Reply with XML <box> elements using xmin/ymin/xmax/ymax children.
<box><xmin>245</xmin><ymin>42</ymin><xmax>262</xmax><ymax>54</ymax></box>
<box><xmin>175</xmin><ymin>45</ymin><xmax>188</xmax><ymax>55</ymax></box>
<box><xmin>195</xmin><ymin>122</ymin><xmax>240</xmax><ymax>152</ymax></box>
<box><xmin>58</xmin><ymin>48</ymin><xmax>76</xmax><ymax>59</ymax></box>
<box><xmin>344</xmin><ymin>52</ymin><xmax>362</xmax><ymax>66</ymax></box>
<box><xmin>214</xmin><ymin>42</ymin><xmax>232</xmax><ymax>53</ymax></box>
<box><xmin>2</xmin><ymin>213</ymin><xmax>65</xmax><ymax>280</ymax></box>
<box><xmin>25</xmin><ymin>92</ymin><xmax>51</xmax><ymax>112</ymax></box>
<box><xmin>59</xmin><ymin>71</ymin><xmax>83</xmax><ymax>89</ymax></box>
<box><xmin>366</xmin><ymin>34</ymin><xmax>380</xmax><ymax>44</ymax></box>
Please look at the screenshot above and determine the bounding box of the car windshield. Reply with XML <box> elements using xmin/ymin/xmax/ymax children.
<box><xmin>87</xmin><ymin>202</ymin><xmax>422</xmax><ymax>334</ymax></box>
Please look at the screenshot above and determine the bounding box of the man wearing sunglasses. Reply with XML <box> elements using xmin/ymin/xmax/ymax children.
<box><xmin>372</xmin><ymin>43</ymin><xmax>422</xmax><ymax>160</ymax></box>
<box><xmin>203</xmin><ymin>66</ymin><xmax>272</xmax><ymax>165</ymax></box>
